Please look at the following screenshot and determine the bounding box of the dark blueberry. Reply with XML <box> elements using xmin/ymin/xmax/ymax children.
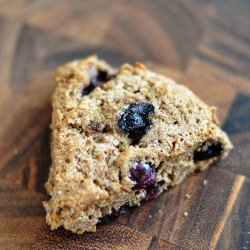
<box><xmin>82</xmin><ymin>83</ymin><xmax>96</xmax><ymax>96</ymax></box>
<box><xmin>110</xmin><ymin>203</ymin><xmax>130</xmax><ymax>217</ymax></box>
<box><xmin>82</xmin><ymin>70</ymin><xmax>115</xmax><ymax>96</ymax></box>
<box><xmin>98</xmin><ymin>215</ymin><xmax>114</xmax><ymax>224</ymax></box>
<box><xmin>194</xmin><ymin>141</ymin><xmax>224</xmax><ymax>161</ymax></box>
<box><xmin>119</xmin><ymin>112</ymin><xmax>151</xmax><ymax>138</ymax></box>
<box><xmin>129</xmin><ymin>161</ymin><xmax>157</xmax><ymax>189</ymax></box>
<box><xmin>96</xmin><ymin>70</ymin><xmax>109</xmax><ymax>82</ymax></box>
<box><xmin>118</xmin><ymin>103</ymin><xmax>155</xmax><ymax>139</ymax></box>
<box><xmin>157</xmin><ymin>180</ymin><xmax>165</xmax><ymax>186</ymax></box>
<box><xmin>98</xmin><ymin>203</ymin><xmax>130</xmax><ymax>224</ymax></box>
<box><xmin>129</xmin><ymin>103</ymin><xmax>155</xmax><ymax>115</ymax></box>
<box><xmin>144</xmin><ymin>185</ymin><xmax>160</xmax><ymax>201</ymax></box>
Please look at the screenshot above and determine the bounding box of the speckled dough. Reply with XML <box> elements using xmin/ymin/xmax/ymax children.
<box><xmin>43</xmin><ymin>56</ymin><xmax>233</xmax><ymax>234</ymax></box>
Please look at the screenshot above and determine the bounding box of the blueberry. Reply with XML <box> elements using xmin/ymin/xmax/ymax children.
<box><xmin>144</xmin><ymin>185</ymin><xmax>160</xmax><ymax>201</ymax></box>
<box><xmin>129</xmin><ymin>103</ymin><xmax>155</xmax><ymax>115</ymax></box>
<box><xmin>98</xmin><ymin>203</ymin><xmax>130</xmax><ymax>224</ymax></box>
<box><xmin>96</xmin><ymin>70</ymin><xmax>109</xmax><ymax>82</ymax></box>
<box><xmin>194</xmin><ymin>141</ymin><xmax>224</xmax><ymax>161</ymax></box>
<box><xmin>129</xmin><ymin>162</ymin><xmax>157</xmax><ymax>189</ymax></box>
<box><xmin>82</xmin><ymin>82</ymin><xmax>96</xmax><ymax>96</ymax></box>
<box><xmin>119</xmin><ymin>112</ymin><xmax>151</xmax><ymax>138</ymax></box>
<box><xmin>82</xmin><ymin>70</ymin><xmax>114</xmax><ymax>96</ymax></box>
<box><xmin>118</xmin><ymin>103</ymin><xmax>155</xmax><ymax>139</ymax></box>
<box><xmin>110</xmin><ymin>203</ymin><xmax>130</xmax><ymax>217</ymax></box>
<box><xmin>98</xmin><ymin>215</ymin><xmax>113</xmax><ymax>224</ymax></box>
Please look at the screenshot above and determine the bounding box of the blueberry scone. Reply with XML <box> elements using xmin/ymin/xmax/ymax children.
<box><xmin>43</xmin><ymin>55</ymin><xmax>232</xmax><ymax>234</ymax></box>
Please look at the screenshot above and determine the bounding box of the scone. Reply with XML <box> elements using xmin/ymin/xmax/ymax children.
<box><xmin>43</xmin><ymin>55</ymin><xmax>232</xmax><ymax>234</ymax></box>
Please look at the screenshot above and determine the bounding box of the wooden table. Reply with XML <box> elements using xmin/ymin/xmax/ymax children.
<box><xmin>0</xmin><ymin>0</ymin><xmax>249</xmax><ymax>249</ymax></box>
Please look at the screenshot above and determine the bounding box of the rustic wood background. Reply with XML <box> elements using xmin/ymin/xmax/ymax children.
<box><xmin>0</xmin><ymin>0</ymin><xmax>250</xmax><ymax>249</ymax></box>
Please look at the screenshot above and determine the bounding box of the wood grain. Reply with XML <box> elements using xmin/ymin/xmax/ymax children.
<box><xmin>209</xmin><ymin>175</ymin><xmax>245</xmax><ymax>249</ymax></box>
<box><xmin>0</xmin><ymin>0</ymin><xmax>249</xmax><ymax>249</ymax></box>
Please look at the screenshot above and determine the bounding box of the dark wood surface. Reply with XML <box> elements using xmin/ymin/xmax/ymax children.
<box><xmin>0</xmin><ymin>0</ymin><xmax>249</xmax><ymax>249</ymax></box>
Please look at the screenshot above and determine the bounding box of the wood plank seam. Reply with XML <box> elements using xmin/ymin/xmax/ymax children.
<box><xmin>209</xmin><ymin>175</ymin><xmax>245</xmax><ymax>249</ymax></box>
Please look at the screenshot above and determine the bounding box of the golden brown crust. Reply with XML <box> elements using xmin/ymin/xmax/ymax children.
<box><xmin>44</xmin><ymin>56</ymin><xmax>232</xmax><ymax>234</ymax></box>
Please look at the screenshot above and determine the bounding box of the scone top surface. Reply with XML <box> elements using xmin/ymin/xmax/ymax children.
<box><xmin>44</xmin><ymin>56</ymin><xmax>232</xmax><ymax>233</ymax></box>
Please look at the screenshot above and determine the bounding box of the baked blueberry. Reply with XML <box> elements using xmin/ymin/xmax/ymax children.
<box><xmin>194</xmin><ymin>141</ymin><xmax>224</xmax><ymax>161</ymax></box>
<box><xmin>99</xmin><ymin>203</ymin><xmax>130</xmax><ymax>224</ymax></box>
<box><xmin>145</xmin><ymin>185</ymin><xmax>160</xmax><ymax>201</ymax></box>
<box><xmin>82</xmin><ymin>83</ymin><xmax>96</xmax><ymax>96</ymax></box>
<box><xmin>82</xmin><ymin>70</ymin><xmax>114</xmax><ymax>96</ymax></box>
<box><xmin>128</xmin><ymin>103</ymin><xmax>155</xmax><ymax>115</ymax></box>
<box><xmin>118</xmin><ymin>103</ymin><xmax>155</xmax><ymax>139</ymax></box>
<box><xmin>129</xmin><ymin>161</ymin><xmax>157</xmax><ymax>189</ymax></box>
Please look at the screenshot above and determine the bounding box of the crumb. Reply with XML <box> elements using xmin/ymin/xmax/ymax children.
<box><xmin>149</xmin><ymin>214</ymin><xmax>152</xmax><ymax>218</ymax></box>
<box><xmin>93</xmin><ymin>114</ymin><xmax>101</xmax><ymax>123</ymax></box>
<box><xmin>120</xmin><ymin>135</ymin><xmax>129</xmax><ymax>151</ymax></box>
<box><xmin>203</xmin><ymin>180</ymin><xmax>208</xmax><ymax>185</ymax></box>
<box><xmin>113</xmin><ymin>139</ymin><xmax>120</xmax><ymax>146</ymax></box>
<box><xmin>14</xmin><ymin>148</ymin><xmax>19</xmax><ymax>155</ymax></box>
<box><xmin>184</xmin><ymin>212</ymin><xmax>188</xmax><ymax>217</ymax></box>
<box><xmin>185</xmin><ymin>194</ymin><xmax>191</xmax><ymax>199</ymax></box>
<box><xmin>158</xmin><ymin>209</ymin><xmax>162</xmax><ymax>213</ymax></box>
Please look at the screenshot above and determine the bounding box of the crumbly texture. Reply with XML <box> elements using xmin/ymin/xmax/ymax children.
<box><xmin>43</xmin><ymin>55</ymin><xmax>233</xmax><ymax>234</ymax></box>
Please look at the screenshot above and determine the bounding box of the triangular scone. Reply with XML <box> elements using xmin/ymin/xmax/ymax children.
<box><xmin>44</xmin><ymin>56</ymin><xmax>232</xmax><ymax>234</ymax></box>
